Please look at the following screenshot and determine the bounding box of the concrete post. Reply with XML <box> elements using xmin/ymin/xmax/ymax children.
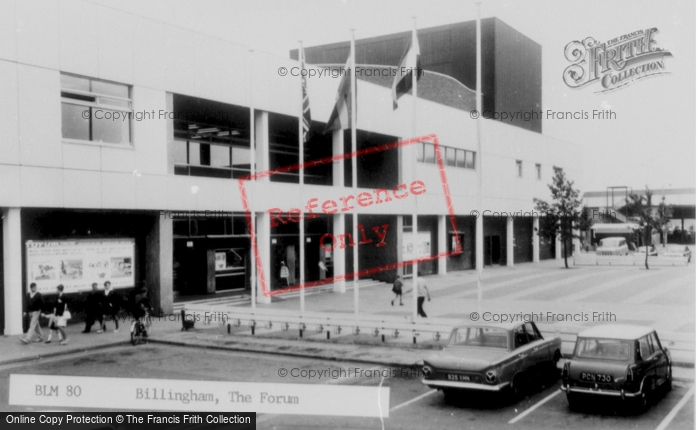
<box><xmin>475</xmin><ymin>217</ymin><xmax>484</xmax><ymax>270</ymax></box>
<box><xmin>255</xmin><ymin>111</ymin><xmax>269</xmax><ymax>181</ymax></box>
<box><xmin>532</xmin><ymin>218</ymin><xmax>540</xmax><ymax>263</ymax></box>
<box><xmin>3</xmin><ymin>208</ymin><xmax>23</xmax><ymax>335</ymax></box>
<box><xmin>438</xmin><ymin>215</ymin><xmax>447</xmax><ymax>274</ymax></box>
<box><xmin>506</xmin><ymin>216</ymin><xmax>514</xmax><ymax>267</ymax></box>
<box><xmin>255</xmin><ymin>212</ymin><xmax>272</xmax><ymax>304</ymax></box>
<box><xmin>555</xmin><ymin>233</ymin><xmax>562</xmax><ymax>259</ymax></box>
<box><xmin>332</xmin><ymin>213</ymin><xmax>346</xmax><ymax>293</ymax></box>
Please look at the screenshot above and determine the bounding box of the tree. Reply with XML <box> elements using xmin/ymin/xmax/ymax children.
<box><xmin>626</xmin><ymin>188</ymin><xmax>673</xmax><ymax>269</ymax></box>
<box><xmin>534</xmin><ymin>168</ymin><xmax>587</xmax><ymax>269</ymax></box>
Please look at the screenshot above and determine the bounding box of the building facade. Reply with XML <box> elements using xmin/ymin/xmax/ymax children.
<box><xmin>0</xmin><ymin>1</ymin><xmax>582</xmax><ymax>335</ymax></box>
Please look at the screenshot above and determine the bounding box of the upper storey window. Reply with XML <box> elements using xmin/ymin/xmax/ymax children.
<box><xmin>61</xmin><ymin>74</ymin><xmax>132</xmax><ymax>145</ymax></box>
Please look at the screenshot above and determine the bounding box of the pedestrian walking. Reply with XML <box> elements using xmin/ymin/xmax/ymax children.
<box><xmin>416</xmin><ymin>271</ymin><xmax>431</xmax><ymax>318</ymax></box>
<box><xmin>21</xmin><ymin>283</ymin><xmax>44</xmax><ymax>344</ymax></box>
<box><xmin>44</xmin><ymin>284</ymin><xmax>70</xmax><ymax>345</ymax></box>
<box><xmin>391</xmin><ymin>274</ymin><xmax>404</xmax><ymax>306</ymax></box>
<box><xmin>83</xmin><ymin>282</ymin><xmax>104</xmax><ymax>333</ymax></box>
<box><xmin>102</xmin><ymin>281</ymin><xmax>120</xmax><ymax>332</ymax></box>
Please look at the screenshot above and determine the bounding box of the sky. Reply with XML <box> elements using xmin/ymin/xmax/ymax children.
<box><xmin>92</xmin><ymin>0</ymin><xmax>696</xmax><ymax>193</ymax></box>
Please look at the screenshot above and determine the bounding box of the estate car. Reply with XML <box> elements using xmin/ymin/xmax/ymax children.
<box><xmin>421</xmin><ymin>321</ymin><xmax>561</xmax><ymax>402</ymax></box>
<box><xmin>561</xmin><ymin>324</ymin><xmax>672</xmax><ymax>411</ymax></box>
<box><xmin>596</xmin><ymin>237</ymin><xmax>629</xmax><ymax>256</ymax></box>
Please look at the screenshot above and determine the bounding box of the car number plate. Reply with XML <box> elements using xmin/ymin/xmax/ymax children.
<box><xmin>580</xmin><ymin>372</ymin><xmax>613</xmax><ymax>383</ymax></box>
<box><xmin>446</xmin><ymin>374</ymin><xmax>471</xmax><ymax>382</ymax></box>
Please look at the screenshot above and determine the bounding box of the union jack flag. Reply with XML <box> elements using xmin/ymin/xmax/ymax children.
<box><xmin>300</xmin><ymin>47</ymin><xmax>311</xmax><ymax>142</ymax></box>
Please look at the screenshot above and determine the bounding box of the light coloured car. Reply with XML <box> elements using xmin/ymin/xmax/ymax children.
<box><xmin>661</xmin><ymin>245</ymin><xmax>691</xmax><ymax>262</ymax></box>
<box><xmin>421</xmin><ymin>321</ymin><xmax>561</xmax><ymax>403</ymax></box>
<box><xmin>596</xmin><ymin>237</ymin><xmax>629</xmax><ymax>256</ymax></box>
<box><xmin>562</xmin><ymin>324</ymin><xmax>672</xmax><ymax>412</ymax></box>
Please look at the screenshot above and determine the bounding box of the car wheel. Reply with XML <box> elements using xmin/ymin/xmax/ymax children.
<box><xmin>510</xmin><ymin>375</ymin><xmax>524</xmax><ymax>402</ymax></box>
<box><xmin>637</xmin><ymin>380</ymin><xmax>651</xmax><ymax>412</ymax></box>
<box><xmin>663</xmin><ymin>366</ymin><xmax>673</xmax><ymax>393</ymax></box>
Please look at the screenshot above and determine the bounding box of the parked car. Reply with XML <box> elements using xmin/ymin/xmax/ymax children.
<box><xmin>421</xmin><ymin>321</ymin><xmax>561</xmax><ymax>403</ymax></box>
<box><xmin>661</xmin><ymin>245</ymin><xmax>691</xmax><ymax>262</ymax></box>
<box><xmin>561</xmin><ymin>324</ymin><xmax>672</xmax><ymax>411</ymax></box>
<box><xmin>596</xmin><ymin>237</ymin><xmax>629</xmax><ymax>256</ymax></box>
<box><xmin>635</xmin><ymin>246</ymin><xmax>658</xmax><ymax>256</ymax></box>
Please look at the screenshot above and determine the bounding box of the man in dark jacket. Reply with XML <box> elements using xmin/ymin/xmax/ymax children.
<box><xmin>83</xmin><ymin>282</ymin><xmax>104</xmax><ymax>333</ymax></box>
<box><xmin>21</xmin><ymin>283</ymin><xmax>44</xmax><ymax>343</ymax></box>
<box><xmin>102</xmin><ymin>281</ymin><xmax>121</xmax><ymax>332</ymax></box>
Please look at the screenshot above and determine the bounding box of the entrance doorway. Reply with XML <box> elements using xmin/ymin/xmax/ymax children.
<box><xmin>485</xmin><ymin>235</ymin><xmax>501</xmax><ymax>266</ymax></box>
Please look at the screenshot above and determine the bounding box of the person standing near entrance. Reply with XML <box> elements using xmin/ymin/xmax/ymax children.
<box><xmin>280</xmin><ymin>261</ymin><xmax>290</xmax><ymax>287</ymax></box>
<box><xmin>102</xmin><ymin>281</ymin><xmax>120</xmax><ymax>332</ymax></box>
<box><xmin>416</xmin><ymin>271</ymin><xmax>431</xmax><ymax>318</ymax></box>
<box><xmin>391</xmin><ymin>274</ymin><xmax>404</xmax><ymax>306</ymax></box>
<box><xmin>83</xmin><ymin>282</ymin><xmax>104</xmax><ymax>333</ymax></box>
<box><xmin>21</xmin><ymin>283</ymin><xmax>44</xmax><ymax>344</ymax></box>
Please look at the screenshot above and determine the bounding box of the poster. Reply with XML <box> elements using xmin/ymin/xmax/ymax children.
<box><xmin>25</xmin><ymin>239</ymin><xmax>136</xmax><ymax>294</ymax></box>
<box><xmin>215</xmin><ymin>252</ymin><xmax>227</xmax><ymax>271</ymax></box>
<box><xmin>402</xmin><ymin>231</ymin><xmax>432</xmax><ymax>261</ymax></box>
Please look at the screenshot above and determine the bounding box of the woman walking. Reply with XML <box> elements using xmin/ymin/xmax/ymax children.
<box><xmin>391</xmin><ymin>274</ymin><xmax>404</xmax><ymax>306</ymax></box>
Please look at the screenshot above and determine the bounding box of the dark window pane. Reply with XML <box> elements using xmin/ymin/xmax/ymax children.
<box><xmin>61</xmin><ymin>103</ymin><xmax>89</xmax><ymax>140</ymax></box>
<box><xmin>456</xmin><ymin>149</ymin><xmax>466</xmax><ymax>168</ymax></box>
<box><xmin>93</xmin><ymin>109</ymin><xmax>130</xmax><ymax>144</ymax></box>
<box><xmin>466</xmin><ymin>151</ymin><xmax>475</xmax><ymax>169</ymax></box>
<box><xmin>424</xmin><ymin>143</ymin><xmax>435</xmax><ymax>163</ymax></box>
<box><xmin>446</xmin><ymin>147</ymin><xmax>456</xmax><ymax>167</ymax></box>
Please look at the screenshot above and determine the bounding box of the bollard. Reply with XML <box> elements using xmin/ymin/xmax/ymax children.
<box><xmin>228</xmin><ymin>324</ymin><xmax>231</xmax><ymax>335</ymax></box>
<box><xmin>252</xmin><ymin>325</ymin><xmax>255</xmax><ymax>335</ymax></box>
<box><xmin>413</xmin><ymin>336</ymin><xmax>416</xmax><ymax>344</ymax></box>
<box><xmin>381</xmin><ymin>334</ymin><xmax>385</xmax><ymax>342</ymax></box>
<box><xmin>299</xmin><ymin>329</ymin><xmax>303</xmax><ymax>338</ymax></box>
<box><xmin>327</xmin><ymin>331</ymin><xmax>330</xmax><ymax>340</ymax></box>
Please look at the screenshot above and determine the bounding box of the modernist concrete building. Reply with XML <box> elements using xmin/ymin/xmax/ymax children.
<box><xmin>0</xmin><ymin>1</ymin><xmax>581</xmax><ymax>335</ymax></box>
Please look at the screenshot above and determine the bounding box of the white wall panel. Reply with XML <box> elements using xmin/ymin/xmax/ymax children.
<box><xmin>20</xmin><ymin>166</ymin><xmax>63</xmax><ymax>207</ymax></box>
<box><xmin>97</xmin><ymin>6</ymin><xmax>134</xmax><ymax>84</ymax></box>
<box><xmin>0</xmin><ymin>61</ymin><xmax>20</xmax><ymax>165</ymax></box>
<box><xmin>101</xmin><ymin>171</ymin><xmax>135</xmax><ymax>209</ymax></box>
<box><xmin>59</xmin><ymin>0</ymin><xmax>100</xmax><ymax>77</ymax></box>
<box><xmin>15</xmin><ymin>0</ymin><xmax>60</xmax><ymax>69</ymax></box>
<box><xmin>63</xmin><ymin>169</ymin><xmax>101</xmax><ymax>208</ymax></box>
<box><xmin>0</xmin><ymin>0</ymin><xmax>17</xmax><ymax>62</ymax></box>
<box><xmin>17</xmin><ymin>66</ymin><xmax>62</xmax><ymax>167</ymax></box>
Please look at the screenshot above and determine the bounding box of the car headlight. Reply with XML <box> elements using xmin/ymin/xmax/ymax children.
<box><xmin>485</xmin><ymin>370</ymin><xmax>498</xmax><ymax>384</ymax></box>
<box><xmin>421</xmin><ymin>365</ymin><xmax>434</xmax><ymax>378</ymax></box>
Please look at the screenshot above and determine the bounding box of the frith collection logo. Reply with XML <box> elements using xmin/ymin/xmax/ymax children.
<box><xmin>563</xmin><ymin>28</ymin><xmax>672</xmax><ymax>93</ymax></box>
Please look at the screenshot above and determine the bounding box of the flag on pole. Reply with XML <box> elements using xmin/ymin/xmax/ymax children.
<box><xmin>324</xmin><ymin>55</ymin><xmax>354</xmax><ymax>133</ymax></box>
<box><xmin>392</xmin><ymin>27</ymin><xmax>422</xmax><ymax>110</ymax></box>
<box><xmin>300</xmin><ymin>46</ymin><xmax>311</xmax><ymax>142</ymax></box>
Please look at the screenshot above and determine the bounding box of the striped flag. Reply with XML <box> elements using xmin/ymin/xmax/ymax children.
<box><xmin>324</xmin><ymin>55</ymin><xmax>354</xmax><ymax>133</ymax></box>
<box><xmin>391</xmin><ymin>27</ymin><xmax>422</xmax><ymax>110</ymax></box>
<box><xmin>300</xmin><ymin>47</ymin><xmax>311</xmax><ymax>142</ymax></box>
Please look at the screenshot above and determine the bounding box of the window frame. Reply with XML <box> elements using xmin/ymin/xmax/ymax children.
<box><xmin>60</xmin><ymin>73</ymin><xmax>133</xmax><ymax>147</ymax></box>
<box><xmin>516</xmin><ymin>160</ymin><xmax>523</xmax><ymax>178</ymax></box>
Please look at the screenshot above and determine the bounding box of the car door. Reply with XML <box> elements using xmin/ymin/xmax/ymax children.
<box><xmin>513</xmin><ymin>324</ymin><xmax>534</xmax><ymax>376</ymax></box>
<box><xmin>524</xmin><ymin>322</ymin><xmax>549</xmax><ymax>368</ymax></box>
<box><xmin>637</xmin><ymin>335</ymin><xmax>656</xmax><ymax>390</ymax></box>
<box><xmin>649</xmin><ymin>332</ymin><xmax>670</xmax><ymax>388</ymax></box>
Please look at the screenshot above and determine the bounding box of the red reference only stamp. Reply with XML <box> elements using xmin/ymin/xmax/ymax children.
<box><xmin>238</xmin><ymin>134</ymin><xmax>461</xmax><ymax>297</ymax></box>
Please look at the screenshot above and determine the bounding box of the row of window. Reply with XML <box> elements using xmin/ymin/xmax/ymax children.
<box><xmin>417</xmin><ymin>142</ymin><xmax>476</xmax><ymax>170</ymax></box>
<box><xmin>516</xmin><ymin>160</ymin><xmax>552</xmax><ymax>180</ymax></box>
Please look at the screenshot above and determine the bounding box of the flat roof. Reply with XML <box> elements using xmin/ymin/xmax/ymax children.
<box><xmin>578</xmin><ymin>324</ymin><xmax>654</xmax><ymax>340</ymax></box>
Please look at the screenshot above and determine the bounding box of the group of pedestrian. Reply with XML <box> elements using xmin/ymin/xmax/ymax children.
<box><xmin>391</xmin><ymin>271</ymin><xmax>431</xmax><ymax>317</ymax></box>
<box><xmin>83</xmin><ymin>281</ymin><xmax>121</xmax><ymax>333</ymax></box>
<box><xmin>21</xmin><ymin>283</ymin><xmax>70</xmax><ymax>345</ymax></box>
<box><xmin>21</xmin><ymin>280</ymin><xmax>126</xmax><ymax>345</ymax></box>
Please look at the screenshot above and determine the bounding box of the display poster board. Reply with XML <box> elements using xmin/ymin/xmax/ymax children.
<box><xmin>26</xmin><ymin>239</ymin><xmax>136</xmax><ymax>294</ymax></box>
<box><xmin>215</xmin><ymin>252</ymin><xmax>227</xmax><ymax>271</ymax></box>
<box><xmin>402</xmin><ymin>231</ymin><xmax>432</xmax><ymax>261</ymax></box>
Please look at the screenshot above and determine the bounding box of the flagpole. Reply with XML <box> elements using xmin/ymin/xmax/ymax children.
<box><xmin>350</xmin><ymin>29</ymin><xmax>360</xmax><ymax>316</ymax></box>
<box><xmin>248</xmin><ymin>48</ymin><xmax>256</xmax><ymax>309</ymax></box>
<box><xmin>475</xmin><ymin>2</ymin><xmax>484</xmax><ymax>313</ymax></box>
<box><xmin>411</xmin><ymin>17</ymin><xmax>419</xmax><ymax>320</ymax></box>
<box><xmin>298</xmin><ymin>41</ymin><xmax>306</xmax><ymax>314</ymax></box>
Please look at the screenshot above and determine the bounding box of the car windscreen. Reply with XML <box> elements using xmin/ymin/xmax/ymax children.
<box><xmin>575</xmin><ymin>338</ymin><xmax>631</xmax><ymax>360</ymax></box>
<box><xmin>448</xmin><ymin>327</ymin><xmax>508</xmax><ymax>349</ymax></box>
